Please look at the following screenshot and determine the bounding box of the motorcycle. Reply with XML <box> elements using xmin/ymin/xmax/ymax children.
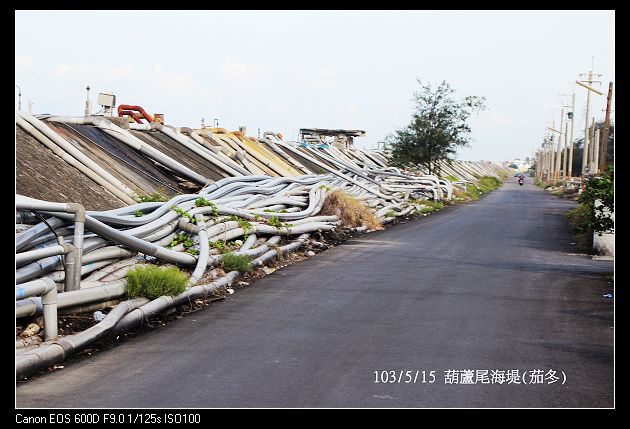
<box><xmin>518</xmin><ymin>177</ymin><xmax>524</xmax><ymax>186</ymax></box>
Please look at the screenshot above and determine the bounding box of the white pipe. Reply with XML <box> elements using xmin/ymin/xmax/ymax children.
<box><xmin>47</xmin><ymin>116</ymin><xmax>209</xmax><ymax>185</ymax></box>
<box><xmin>82</xmin><ymin>246</ymin><xmax>135</xmax><ymax>264</ymax></box>
<box><xmin>16</xmin><ymin>196</ymin><xmax>85</xmax><ymax>292</ymax></box>
<box><xmin>16</xmin><ymin>280</ymin><xmax>127</xmax><ymax>318</ymax></box>
<box><xmin>16</xmin><ymin>278</ymin><xmax>58</xmax><ymax>340</ymax></box>
<box><xmin>16</xmin><ymin>245</ymin><xmax>66</xmax><ymax>265</ymax></box>
<box><xmin>159</xmin><ymin>125</ymin><xmax>245</xmax><ymax>177</ymax></box>
<box><xmin>189</xmin><ymin>214</ymin><xmax>209</xmax><ymax>286</ymax></box>
<box><xmin>17</xmin><ymin>112</ymin><xmax>137</xmax><ymax>200</ymax></box>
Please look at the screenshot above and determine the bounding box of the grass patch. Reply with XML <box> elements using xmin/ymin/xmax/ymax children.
<box><xmin>134</xmin><ymin>210</ymin><xmax>144</xmax><ymax>217</ymax></box>
<box><xmin>210</xmin><ymin>239</ymin><xmax>240</xmax><ymax>254</ymax></box>
<box><xmin>221</xmin><ymin>252</ymin><xmax>252</xmax><ymax>272</ymax></box>
<box><xmin>384</xmin><ymin>210</ymin><xmax>397</xmax><ymax>218</ymax></box>
<box><xmin>452</xmin><ymin>176</ymin><xmax>502</xmax><ymax>201</ymax></box>
<box><xmin>320</xmin><ymin>190</ymin><xmax>383</xmax><ymax>230</ymax></box>
<box><xmin>195</xmin><ymin>197</ymin><xmax>219</xmax><ymax>217</ymax></box>
<box><xmin>410</xmin><ymin>199</ymin><xmax>445</xmax><ymax>214</ymax></box>
<box><xmin>446</xmin><ymin>175</ymin><xmax>459</xmax><ymax>182</ymax></box>
<box><xmin>566</xmin><ymin>204</ymin><xmax>593</xmax><ymax>253</ymax></box>
<box><xmin>265</xmin><ymin>215</ymin><xmax>293</xmax><ymax>230</ymax></box>
<box><xmin>476</xmin><ymin>176</ymin><xmax>502</xmax><ymax>192</ymax></box>
<box><xmin>168</xmin><ymin>232</ymin><xmax>193</xmax><ymax>249</ymax></box>
<box><xmin>169</xmin><ymin>206</ymin><xmax>196</xmax><ymax>223</ymax></box>
<box><xmin>133</xmin><ymin>189</ymin><xmax>168</xmax><ymax>203</ymax></box>
<box><xmin>228</xmin><ymin>215</ymin><xmax>253</xmax><ymax>239</ymax></box>
<box><xmin>417</xmin><ymin>200</ymin><xmax>445</xmax><ymax>210</ymax></box>
<box><xmin>126</xmin><ymin>265</ymin><xmax>188</xmax><ymax>300</ymax></box>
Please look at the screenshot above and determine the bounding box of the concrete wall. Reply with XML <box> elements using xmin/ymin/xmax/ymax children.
<box><xmin>593</xmin><ymin>199</ymin><xmax>614</xmax><ymax>257</ymax></box>
<box><xmin>593</xmin><ymin>232</ymin><xmax>614</xmax><ymax>257</ymax></box>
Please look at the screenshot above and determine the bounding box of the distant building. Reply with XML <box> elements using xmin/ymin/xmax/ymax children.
<box><xmin>506</xmin><ymin>158</ymin><xmax>532</xmax><ymax>172</ymax></box>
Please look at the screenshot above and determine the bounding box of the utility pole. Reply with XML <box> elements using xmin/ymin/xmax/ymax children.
<box><xmin>546</xmin><ymin>130</ymin><xmax>553</xmax><ymax>181</ymax></box>
<box><xmin>589</xmin><ymin>117</ymin><xmax>596</xmax><ymax>173</ymax></box>
<box><xmin>600</xmin><ymin>81</ymin><xmax>613</xmax><ymax>172</ymax></box>
<box><xmin>568</xmin><ymin>92</ymin><xmax>575</xmax><ymax>177</ymax></box>
<box><xmin>549</xmin><ymin>120</ymin><xmax>556</xmax><ymax>180</ymax></box>
<box><xmin>593</xmin><ymin>128</ymin><xmax>601</xmax><ymax>175</ymax></box>
<box><xmin>28</xmin><ymin>100</ymin><xmax>33</xmax><ymax>113</ymax></box>
<box><xmin>577</xmin><ymin>67</ymin><xmax>603</xmax><ymax>177</ymax></box>
<box><xmin>581</xmin><ymin>70</ymin><xmax>592</xmax><ymax>177</ymax></box>
<box><xmin>555</xmin><ymin>108</ymin><xmax>564</xmax><ymax>181</ymax></box>
<box><xmin>84</xmin><ymin>85</ymin><xmax>91</xmax><ymax>116</ymax></box>
<box><xmin>562</xmin><ymin>121</ymin><xmax>570</xmax><ymax>180</ymax></box>
<box><xmin>16</xmin><ymin>85</ymin><xmax>22</xmax><ymax>111</ymax></box>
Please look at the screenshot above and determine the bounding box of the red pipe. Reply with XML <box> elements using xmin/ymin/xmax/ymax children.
<box><xmin>117</xmin><ymin>104</ymin><xmax>154</xmax><ymax>123</ymax></box>
<box><xmin>119</xmin><ymin>110</ymin><xmax>144</xmax><ymax>124</ymax></box>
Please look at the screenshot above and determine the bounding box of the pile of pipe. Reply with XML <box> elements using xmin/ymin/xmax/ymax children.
<box><xmin>16</xmin><ymin>114</ymin><xmax>508</xmax><ymax>378</ymax></box>
<box><xmin>15</xmin><ymin>168</ymin><xmax>445</xmax><ymax>378</ymax></box>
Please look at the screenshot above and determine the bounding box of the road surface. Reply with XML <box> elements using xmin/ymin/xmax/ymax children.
<box><xmin>16</xmin><ymin>178</ymin><xmax>614</xmax><ymax>408</ymax></box>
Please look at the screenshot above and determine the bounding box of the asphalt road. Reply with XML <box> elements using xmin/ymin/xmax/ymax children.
<box><xmin>16</xmin><ymin>178</ymin><xmax>614</xmax><ymax>408</ymax></box>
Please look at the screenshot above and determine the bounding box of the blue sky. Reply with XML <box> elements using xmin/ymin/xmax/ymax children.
<box><xmin>15</xmin><ymin>10</ymin><xmax>614</xmax><ymax>161</ymax></box>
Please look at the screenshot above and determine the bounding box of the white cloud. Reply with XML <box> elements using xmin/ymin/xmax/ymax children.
<box><xmin>15</xmin><ymin>56</ymin><xmax>35</xmax><ymax>70</ymax></box>
<box><xmin>54</xmin><ymin>62</ymin><xmax>85</xmax><ymax>75</ymax></box>
<box><xmin>153</xmin><ymin>65</ymin><xmax>197</xmax><ymax>92</ymax></box>
<box><xmin>477</xmin><ymin>110</ymin><xmax>509</xmax><ymax>128</ymax></box>
<box><xmin>52</xmin><ymin>62</ymin><xmax>134</xmax><ymax>80</ymax></box>
<box><xmin>221</xmin><ymin>58</ymin><xmax>249</xmax><ymax>81</ymax></box>
<box><xmin>298</xmin><ymin>64</ymin><xmax>337</xmax><ymax>90</ymax></box>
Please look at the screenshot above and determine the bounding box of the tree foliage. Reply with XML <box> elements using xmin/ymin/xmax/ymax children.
<box><xmin>386</xmin><ymin>80</ymin><xmax>486</xmax><ymax>174</ymax></box>
<box><xmin>577</xmin><ymin>165</ymin><xmax>614</xmax><ymax>235</ymax></box>
<box><xmin>570</xmin><ymin>121</ymin><xmax>614</xmax><ymax>174</ymax></box>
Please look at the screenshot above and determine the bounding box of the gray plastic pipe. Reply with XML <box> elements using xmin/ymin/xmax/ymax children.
<box><xmin>16</xmin><ymin>116</ymin><xmax>136</xmax><ymax>205</ymax></box>
<box><xmin>82</xmin><ymin>258</ymin><xmax>139</xmax><ymax>283</ymax></box>
<box><xmin>271</xmin><ymin>140</ymin><xmax>390</xmax><ymax>199</ymax></box>
<box><xmin>258</xmin><ymin>138</ymin><xmax>312</xmax><ymax>174</ymax></box>
<box><xmin>158</xmin><ymin>125</ymin><xmax>245</xmax><ymax>177</ymax></box>
<box><xmin>82</xmin><ymin>246</ymin><xmax>135</xmax><ymax>264</ymax></box>
<box><xmin>208</xmin><ymin>236</ymin><xmax>282</xmax><ymax>265</ymax></box>
<box><xmin>16</xmin><ymin>297</ymin><xmax>148</xmax><ymax>380</ymax></box>
<box><xmin>16</xmin><ymin>216</ymin><xmax>66</xmax><ymax>252</ymax></box>
<box><xmin>250</xmin><ymin>234</ymin><xmax>310</xmax><ymax>268</ymax></box>
<box><xmin>112</xmin><ymin>272</ymin><xmax>240</xmax><ymax>336</ymax></box>
<box><xmin>239</xmin><ymin>234</ymin><xmax>258</xmax><ymax>252</ymax></box>
<box><xmin>16</xmin><ymin>280</ymin><xmax>127</xmax><ymax>318</ymax></box>
<box><xmin>37</xmin><ymin>211</ymin><xmax>196</xmax><ymax>266</ymax></box>
<box><xmin>16</xmin><ymin>244</ymin><xmax>66</xmax><ymax>266</ymax></box>
<box><xmin>179</xmin><ymin>128</ymin><xmax>251</xmax><ymax>175</ymax></box>
<box><xmin>16</xmin><ymin>196</ymin><xmax>85</xmax><ymax>292</ymax></box>
<box><xmin>45</xmin><ymin>258</ymin><xmax>119</xmax><ymax>282</ymax></box>
<box><xmin>189</xmin><ymin>214</ymin><xmax>209</xmax><ymax>286</ymax></box>
<box><xmin>16</xmin><ymin>278</ymin><xmax>58</xmax><ymax>340</ymax></box>
<box><xmin>46</xmin><ymin>116</ymin><xmax>209</xmax><ymax>185</ymax></box>
<box><xmin>17</xmin><ymin>113</ymin><xmax>137</xmax><ymax>203</ymax></box>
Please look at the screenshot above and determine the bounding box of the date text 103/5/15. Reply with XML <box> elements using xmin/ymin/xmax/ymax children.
<box><xmin>374</xmin><ymin>370</ymin><xmax>436</xmax><ymax>384</ymax></box>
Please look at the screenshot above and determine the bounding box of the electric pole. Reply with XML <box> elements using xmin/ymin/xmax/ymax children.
<box><xmin>562</xmin><ymin>121</ymin><xmax>569</xmax><ymax>180</ymax></box>
<box><xmin>16</xmin><ymin>85</ymin><xmax>22</xmax><ymax>111</ymax></box>
<box><xmin>581</xmin><ymin>70</ymin><xmax>592</xmax><ymax>177</ymax></box>
<box><xmin>593</xmin><ymin>130</ymin><xmax>601</xmax><ymax>174</ymax></box>
<box><xmin>600</xmin><ymin>81</ymin><xmax>613</xmax><ymax>172</ymax></box>
<box><xmin>568</xmin><ymin>92</ymin><xmax>575</xmax><ymax>177</ymax></box>
<box><xmin>577</xmin><ymin>66</ymin><xmax>603</xmax><ymax>177</ymax></box>
<box><xmin>555</xmin><ymin>108</ymin><xmax>564</xmax><ymax>181</ymax></box>
<box><xmin>549</xmin><ymin>120</ymin><xmax>556</xmax><ymax>180</ymax></box>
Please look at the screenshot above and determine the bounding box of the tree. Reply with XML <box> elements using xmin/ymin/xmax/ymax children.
<box><xmin>578</xmin><ymin>165</ymin><xmax>614</xmax><ymax>235</ymax></box>
<box><xmin>570</xmin><ymin>121</ymin><xmax>614</xmax><ymax>175</ymax></box>
<box><xmin>386</xmin><ymin>79</ymin><xmax>486</xmax><ymax>174</ymax></box>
